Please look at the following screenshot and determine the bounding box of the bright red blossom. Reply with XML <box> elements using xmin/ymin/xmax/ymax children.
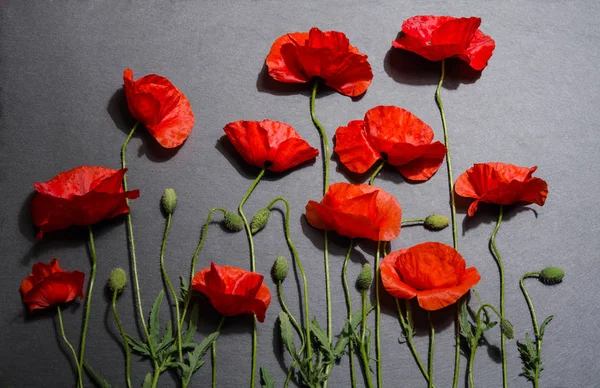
<box><xmin>123</xmin><ymin>69</ymin><xmax>195</xmax><ymax>148</ymax></box>
<box><xmin>381</xmin><ymin>242</ymin><xmax>480</xmax><ymax>311</ymax></box>
<box><xmin>266</xmin><ymin>27</ymin><xmax>373</xmax><ymax>97</ymax></box>
<box><xmin>20</xmin><ymin>259</ymin><xmax>85</xmax><ymax>311</ymax></box>
<box><xmin>455</xmin><ymin>162</ymin><xmax>549</xmax><ymax>216</ymax></box>
<box><xmin>392</xmin><ymin>15</ymin><xmax>495</xmax><ymax>71</ymax></box>
<box><xmin>335</xmin><ymin>106</ymin><xmax>446</xmax><ymax>181</ymax></box>
<box><xmin>32</xmin><ymin>166</ymin><xmax>140</xmax><ymax>239</ymax></box>
<box><xmin>191</xmin><ymin>262</ymin><xmax>271</xmax><ymax>322</ymax></box>
<box><xmin>305</xmin><ymin>182</ymin><xmax>402</xmax><ymax>241</ymax></box>
<box><xmin>223</xmin><ymin>120</ymin><xmax>319</xmax><ymax>172</ymax></box>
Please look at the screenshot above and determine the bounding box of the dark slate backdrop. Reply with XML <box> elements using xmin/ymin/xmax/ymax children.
<box><xmin>1</xmin><ymin>1</ymin><xmax>598</xmax><ymax>387</ymax></box>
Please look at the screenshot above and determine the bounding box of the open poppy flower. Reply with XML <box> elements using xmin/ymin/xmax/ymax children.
<box><xmin>191</xmin><ymin>262</ymin><xmax>271</xmax><ymax>322</ymax></box>
<box><xmin>32</xmin><ymin>166</ymin><xmax>140</xmax><ymax>239</ymax></box>
<box><xmin>305</xmin><ymin>182</ymin><xmax>401</xmax><ymax>241</ymax></box>
<box><xmin>123</xmin><ymin>69</ymin><xmax>195</xmax><ymax>148</ymax></box>
<box><xmin>20</xmin><ymin>259</ymin><xmax>85</xmax><ymax>311</ymax></box>
<box><xmin>266</xmin><ymin>27</ymin><xmax>373</xmax><ymax>97</ymax></box>
<box><xmin>223</xmin><ymin>119</ymin><xmax>319</xmax><ymax>172</ymax></box>
<box><xmin>381</xmin><ymin>242</ymin><xmax>480</xmax><ymax>311</ymax></box>
<box><xmin>334</xmin><ymin>106</ymin><xmax>446</xmax><ymax>181</ymax></box>
<box><xmin>392</xmin><ymin>15</ymin><xmax>495</xmax><ymax>71</ymax></box>
<box><xmin>455</xmin><ymin>162</ymin><xmax>548</xmax><ymax>216</ymax></box>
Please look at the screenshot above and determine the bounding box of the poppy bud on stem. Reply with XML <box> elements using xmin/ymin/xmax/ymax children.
<box><xmin>161</xmin><ymin>188</ymin><xmax>177</xmax><ymax>215</ymax></box>
<box><xmin>272</xmin><ymin>256</ymin><xmax>289</xmax><ymax>282</ymax></box>
<box><xmin>251</xmin><ymin>208</ymin><xmax>271</xmax><ymax>234</ymax></box>
<box><xmin>108</xmin><ymin>268</ymin><xmax>128</xmax><ymax>294</ymax></box>
<box><xmin>223</xmin><ymin>211</ymin><xmax>244</xmax><ymax>232</ymax></box>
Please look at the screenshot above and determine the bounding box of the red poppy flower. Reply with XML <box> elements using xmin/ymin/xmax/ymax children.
<box><xmin>334</xmin><ymin>106</ymin><xmax>446</xmax><ymax>181</ymax></box>
<box><xmin>266</xmin><ymin>27</ymin><xmax>373</xmax><ymax>97</ymax></box>
<box><xmin>191</xmin><ymin>262</ymin><xmax>271</xmax><ymax>322</ymax></box>
<box><xmin>20</xmin><ymin>259</ymin><xmax>85</xmax><ymax>311</ymax></box>
<box><xmin>32</xmin><ymin>166</ymin><xmax>140</xmax><ymax>239</ymax></box>
<box><xmin>455</xmin><ymin>162</ymin><xmax>548</xmax><ymax>216</ymax></box>
<box><xmin>305</xmin><ymin>182</ymin><xmax>402</xmax><ymax>241</ymax></box>
<box><xmin>223</xmin><ymin>119</ymin><xmax>319</xmax><ymax>172</ymax></box>
<box><xmin>380</xmin><ymin>242</ymin><xmax>480</xmax><ymax>311</ymax></box>
<box><xmin>392</xmin><ymin>15</ymin><xmax>495</xmax><ymax>71</ymax></box>
<box><xmin>123</xmin><ymin>69</ymin><xmax>195</xmax><ymax>148</ymax></box>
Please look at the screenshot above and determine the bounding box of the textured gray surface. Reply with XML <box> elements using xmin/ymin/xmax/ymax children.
<box><xmin>1</xmin><ymin>1</ymin><xmax>599</xmax><ymax>387</ymax></box>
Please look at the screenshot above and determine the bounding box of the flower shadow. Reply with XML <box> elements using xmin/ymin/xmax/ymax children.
<box><xmin>256</xmin><ymin>63</ymin><xmax>337</xmax><ymax>99</ymax></box>
<box><xmin>459</xmin><ymin>203</ymin><xmax>539</xmax><ymax>235</ymax></box>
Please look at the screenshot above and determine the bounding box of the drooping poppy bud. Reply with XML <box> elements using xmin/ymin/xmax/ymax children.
<box><xmin>251</xmin><ymin>208</ymin><xmax>271</xmax><ymax>234</ymax></box>
<box><xmin>161</xmin><ymin>188</ymin><xmax>178</xmax><ymax>215</ymax></box>
<box><xmin>223</xmin><ymin>211</ymin><xmax>244</xmax><ymax>232</ymax></box>
<box><xmin>272</xmin><ymin>256</ymin><xmax>289</xmax><ymax>282</ymax></box>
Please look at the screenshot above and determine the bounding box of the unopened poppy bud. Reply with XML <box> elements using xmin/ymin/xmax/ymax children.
<box><xmin>272</xmin><ymin>256</ymin><xmax>289</xmax><ymax>282</ymax></box>
<box><xmin>108</xmin><ymin>268</ymin><xmax>127</xmax><ymax>293</ymax></box>
<box><xmin>500</xmin><ymin>319</ymin><xmax>514</xmax><ymax>339</ymax></box>
<box><xmin>251</xmin><ymin>208</ymin><xmax>271</xmax><ymax>234</ymax></box>
<box><xmin>539</xmin><ymin>267</ymin><xmax>565</xmax><ymax>285</ymax></box>
<box><xmin>161</xmin><ymin>188</ymin><xmax>177</xmax><ymax>215</ymax></box>
<box><xmin>356</xmin><ymin>264</ymin><xmax>373</xmax><ymax>291</ymax></box>
<box><xmin>222</xmin><ymin>211</ymin><xmax>244</xmax><ymax>232</ymax></box>
<box><xmin>424</xmin><ymin>214</ymin><xmax>450</xmax><ymax>230</ymax></box>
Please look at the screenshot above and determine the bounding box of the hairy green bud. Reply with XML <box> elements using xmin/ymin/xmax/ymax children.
<box><xmin>108</xmin><ymin>268</ymin><xmax>127</xmax><ymax>293</ymax></box>
<box><xmin>251</xmin><ymin>208</ymin><xmax>271</xmax><ymax>234</ymax></box>
<box><xmin>272</xmin><ymin>256</ymin><xmax>289</xmax><ymax>282</ymax></box>
<box><xmin>424</xmin><ymin>214</ymin><xmax>450</xmax><ymax>230</ymax></box>
<box><xmin>500</xmin><ymin>319</ymin><xmax>515</xmax><ymax>339</ymax></box>
<box><xmin>539</xmin><ymin>267</ymin><xmax>565</xmax><ymax>285</ymax></box>
<box><xmin>161</xmin><ymin>188</ymin><xmax>177</xmax><ymax>215</ymax></box>
<box><xmin>356</xmin><ymin>264</ymin><xmax>373</xmax><ymax>291</ymax></box>
<box><xmin>222</xmin><ymin>211</ymin><xmax>244</xmax><ymax>232</ymax></box>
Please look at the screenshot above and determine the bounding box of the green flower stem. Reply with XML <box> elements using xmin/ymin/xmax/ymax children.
<box><xmin>395</xmin><ymin>300</ymin><xmax>431</xmax><ymax>385</ymax></box>
<box><xmin>284</xmin><ymin>361</ymin><xmax>296</xmax><ymax>388</ymax></box>
<box><xmin>57</xmin><ymin>305</ymin><xmax>83</xmax><ymax>388</ymax></box>
<box><xmin>490</xmin><ymin>205</ymin><xmax>507</xmax><ymax>388</ymax></box>
<box><xmin>360</xmin><ymin>291</ymin><xmax>375</xmax><ymax>388</ymax></box>
<box><xmin>266</xmin><ymin>197</ymin><xmax>313</xmax><ymax>366</ymax></box>
<box><xmin>78</xmin><ymin>226</ymin><xmax>97</xmax><ymax>385</ymax></box>
<box><xmin>311</xmin><ymin>81</ymin><xmax>330</xmax><ymax>194</ymax></box>
<box><xmin>468</xmin><ymin>303</ymin><xmax>504</xmax><ymax>387</ymax></box>
<box><xmin>111</xmin><ymin>290</ymin><xmax>132</xmax><ymax>388</ymax></box>
<box><xmin>402</xmin><ymin>218</ymin><xmax>426</xmax><ymax>224</ymax></box>
<box><xmin>520</xmin><ymin>272</ymin><xmax>542</xmax><ymax>388</ymax></box>
<box><xmin>428</xmin><ymin>311</ymin><xmax>435</xmax><ymax>388</ymax></box>
<box><xmin>374</xmin><ymin>240</ymin><xmax>382</xmax><ymax>388</ymax></box>
<box><xmin>238</xmin><ymin>169</ymin><xmax>266</xmax><ymax>388</ymax></box>
<box><xmin>159</xmin><ymin>213</ymin><xmax>183</xmax><ymax>363</ymax></box>
<box><xmin>277</xmin><ymin>281</ymin><xmax>304</xmax><ymax>343</ymax></box>
<box><xmin>180</xmin><ymin>207</ymin><xmax>227</xmax><ymax>327</ymax></box>
<box><xmin>342</xmin><ymin>240</ymin><xmax>357</xmax><ymax>388</ymax></box>
<box><xmin>211</xmin><ymin>316</ymin><xmax>227</xmax><ymax>388</ymax></box>
<box><xmin>369</xmin><ymin>160</ymin><xmax>385</xmax><ymax>186</ymax></box>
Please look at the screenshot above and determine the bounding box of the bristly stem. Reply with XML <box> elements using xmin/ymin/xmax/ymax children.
<box><xmin>490</xmin><ymin>205</ymin><xmax>507</xmax><ymax>388</ymax></box>
<box><xmin>395</xmin><ymin>300</ymin><xmax>431</xmax><ymax>385</ymax></box>
<box><xmin>112</xmin><ymin>291</ymin><xmax>132</xmax><ymax>388</ymax></box>
<box><xmin>342</xmin><ymin>240</ymin><xmax>357</xmax><ymax>388</ymax></box>
<box><xmin>78</xmin><ymin>226</ymin><xmax>97</xmax><ymax>384</ymax></box>
<box><xmin>375</xmin><ymin>240</ymin><xmax>382</xmax><ymax>388</ymax></box>
<box><xmin>57</xmin><ymin>305</ymin><xmax>83</xmax><ymax>388</ymax></box>
<box><xmin>369</xmin><ymin>160</ymin><xmax>385</xmax><ymax>186</ymax></box>
<box><xmin>211</xmin><ymin>316</ymin><xmax>226</xmax><ymax>388</ymax></box>
<box><xmin>520</xmin><ymin>272</ymin><xmax>542</xmax><ymax>388</ymax></box>
<box><xmin>360</xmin><ymin>290</ymin><xmax>374</xmax><ymax>388</ymax></box>
<box><xmin>428</xmin><ymin>311</ymin><xmax>435</xmax><ymax>388</ymax></box>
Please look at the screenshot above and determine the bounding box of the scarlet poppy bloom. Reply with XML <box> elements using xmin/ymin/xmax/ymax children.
<box><xmin>455</xmin><ymin>162</ymin><xmax>548</xmax><ymax>216</ymax></box>
<box><xmin>334</xmin><ymin>106</ymin><xmax>446</xmax><ymax>181</ymax></box>
<box><xmin>266</xmin><ymin>27</ymin><xmax>373</xmax><ymax>97</ymax></box>
<box><xmin>123</xmin><ymin>69</ymin><xmax>195</xmax><ymax>148</ymax></box>
<box><xmin>32</xmin><ymin>166</ymin><xmax>140</xmax><ymax>239</ymax></box>
<box><xmin>380</xmin><ymin>242</ymin><xmax>480</xmax><ymax>311</ymax></box>
<box><xmin>392</xmin><ymin>15</ymin><xmax>495</xmax><ymax>71</ymax></box>
<box><xmin>305</xmin><ymin>182</ymin><xmax>402</xmax><ymax>241</ymax></box>
<box><xmin>191</xmin><ymin>262</ymin><xmax>271</xmax><ymax>322</ymax></box>
<box><xmin>20</xmin><ymin>259</ymin><xmax>85</xmax><ymax>311</ymax></box>
<box><xmin>223</xmin><ymin>119</ymin><xmax>319</xmax><ymax>172</ymax></box>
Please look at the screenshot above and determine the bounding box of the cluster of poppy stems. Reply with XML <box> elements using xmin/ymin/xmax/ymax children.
<box><xmin>20</xmin><ymin>15</ymin><xmax>564</xmax><ymax>388</ymax></box>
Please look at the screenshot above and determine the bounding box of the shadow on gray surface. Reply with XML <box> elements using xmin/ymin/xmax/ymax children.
<box><xmin>460</xmin><ymin>203</ymin><xmax>539</xmax><ymax>234</ymax></box>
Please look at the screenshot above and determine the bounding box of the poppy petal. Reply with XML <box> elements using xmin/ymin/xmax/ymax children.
<box><xmin>322</xmin><ymin>52</ymin><xmax>373</xmax><ymax>97</ymax></box>
<box><xmin>269</xmin><ymin>137</ymin><xmax>319</xmax><ymax>172</ymax></box>
<box><xmin>417</xmin><ymin>267</ymin><xmax>480</xmax><ymax>311</ymax></box>
<box><xmin>458</xmin><ymin>29</ymin><xmax>496</xmax><ymax>71</ymax></box>
<box><xmin>266</xmin><ymin>32</ymin><xmax>311</xmax><ymax>83</ymax></box>
<box><xmin>391</xmin><ymin>141</ymin><xmax>447</xmax><ymax>181</ymax></box>
<box><xmin>223</xmin><ymin>121</ymin><xmax>271</xmax><ymax>169</ymax></box>
<box><xmin>334</xmin><ymin>120</ymin><xmax>381</xmax><ymax>174</ymax></box>
<box><xmin>380</xmin><ymin>253</ymin><xmax>418</xmax><ymax>299</ymax></box>
<box><xmin>22</xmin><ymin>270</ymin><xmax>85</xmax><ymax>311</ymax></box>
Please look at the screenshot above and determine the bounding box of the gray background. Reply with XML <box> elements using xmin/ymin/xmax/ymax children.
<box><xmin>1</xmin><ymin>1</ymin><xmax>598</xmax><ymax>387</ymax></box>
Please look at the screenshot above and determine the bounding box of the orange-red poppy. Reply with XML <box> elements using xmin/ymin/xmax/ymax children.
<box><xmin>32</xmin><ymin>166</ymin><xmax>140</xmax><ymax>239</ymax></box>
<box><xmin>123</xmin><ymin>69</ymin><xmax>195</xmax><ymax>148</ymax></box>
<box><xmin>392</xmin><ymin>15</ymin><xmax>495</xmax><ymax>71</ymax></box>
<box><xmin>20</xmin><ymin>259</ymin><xmax>85</xmax><ymax>311</ymax></box>
<box><xmin>380</xmin><ymin>242</ymin><xmax>480</xmax><ymax>311</ymax></box>
<box><xmin>334</xmin><ymin>106</ymin><xmax>446</xmax><ymax>181</ymax></box>
<box><xmin>305</xmin><ymin>182</ymin><xmax>402</xmax><ymax>241</ymax></box>
<box><xmin>455</xmin><ymin>162</ymin><xmax>548</xmax><ymax>216</ymax></box>
<box><xmin>266</xmin><ymin>27</ymin><xmax>373</xmax><ymax>97</ymax></box>
<box><xmin>223</xmin><ymin>119</ymin><xmax>319</xmax><ymax>172</ymax></box>
<box><xmin>192</xmin><ymin>262</ymin><xmax>271</xmax><ymax>323</ymax></box>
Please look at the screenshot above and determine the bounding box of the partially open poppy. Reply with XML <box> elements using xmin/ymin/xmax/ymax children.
<box><xmin>20</xmin><ymin>259</ymin><xmax>85</xmax><ymax>311</ymax></box>
<box><xmin>380</xmin><ymin>242</ymin><xmax>480</xmax><ymax>311</ymax></box>
<box><xmin>266</xmin><ymin>27</ymin><xmax>373</xmax><ymax>97</ymax></box>
<box><xmin>223</xmin><ymin>119</ymin><xmax>319</xmax><ymax>172</ymax></box>
<box><xmin>305</xmin><ymin>182</ymin><xmax>402</xmax><ymax>241</ymax></box>
<box><xmin>123</xmin><ymin>69</ymin><xmax>195</xmax><ymax>148</ymax></box>
<box><xmin>334</xmin><ymin>106</ymin><xmax>446</xmax><ymax>181</ymax></box>
<box><xmin>32</xmin><ymin>166</ymin><xmax>140</xmax><ymax>239</ymax></box>
<box><xmin>392</xmin><ymin>15</ymin><xmax>495</xmax><ymax>71</ymax></box>
<box><xmin>191</xmin><ymin>262</ymin><xmax>271</xmax><ymax>322</ymax></box>
<box><xmin>454</xmin><ymin>162</ymin><xmax>548</xmax><ymax>216</ymax></box>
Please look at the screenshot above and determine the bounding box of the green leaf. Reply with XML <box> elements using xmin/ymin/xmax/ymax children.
<box><xmin>142</xmin><ymin>372</ymin><xmax>153</xmax><ymax>388</ymax></box>
<box><xmin>126</xmin><ymin>334</ymin><xmax>151</xmax><ymax>357</ymax></box>
<box><xmin>310</xmin><ymin>318</ymin><xmax>334</xmax><ymax>360</ymax></box>
<box><xmin>82</xmin><ymin>360</ymin><xmax>112</xmax><ymax>388</ymax></box>
<box><xmin>260</xmin><ymin>366</ymin><xmax>275</xmax><ymax>388</ymax></box>
<box><xmin>539</xmin><ymin>315</ymin><xmax>553</xmax><ymax>339</ymax></box>
<box><xmin>517</xmin><ymin>333</ymin><xmax>540</xmax><ymax>382</ymax></box>
<box><xmin>279</xmin><ymin>312</ymin><xmax>297</xmax><ymax>357</ymax></box>
<box><xmin>149</xmin><ymin>291</ymin><xmax>165</xmax><ymax>347</ymax></box>
<box><xmin>179</xmin><ymin>276</ymin><xmax>189</xmax><ymax>303</ymax></box>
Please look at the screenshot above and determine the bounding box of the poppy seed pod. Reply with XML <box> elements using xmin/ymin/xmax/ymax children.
<box><xmin>356</xmin><ymin>263</ymin><xmax>373</xmax><ymax>291</ymax></box>
<box><xmin>539</xmin><ymin>267</ymin><xmax>565</xmax><ymax>285</ymax></box>
<box><xmin>108</xmin><ymin>268</ymin><xmax>128</xmax><ymax>293</ymax></box>
<box><xmin>161</xmin><ymin>188</ymin><xmax>177</xmax><ymax>215</ymax></box>
<box><xmin>500</xmin><ymin>319</ymin><xmax>515</xmax><ymax>339</ymax></box>
<box><xmin>272</xmin><ymin>256</ymin><xmax>289</xmax><ymax>282</ymax></box>
<box><xmin>424</xmin><ymin>214</ymin><xmax>450</xmax><ymax>230</ymax></box>
<box><xmin>222</xmin><ymin>211</ymin><xmax>244</xmax><ymax>232</ymax></box>
<box><xmin>251</xmin><ymin>208</ymin><xmax>271</xmax><ymax>234</ymax></box>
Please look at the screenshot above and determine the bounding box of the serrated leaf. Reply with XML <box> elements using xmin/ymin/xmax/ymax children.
<box><xmin>260</xmin><ymin>366</ymin><xmax>275</xmax><ymax>388</ymax></box>
<box><xmin>179</xmin><ymin>276</ymin><xmax>189</xmax><ymax>303</ymax></box>
<box><xmin>126</xmin><ymin>334</ymin><xmax>151</xmax><ymax>357</ymax></box>
<box><xmin>161</xmin><ymin>320</ymin><xmax>173</xmax><ymax>345</ymax></box>
<box><xmin>142</xmin><ymin>373</ymin><xmax>153</xmax><ymax>388</ymax></box>
<box><xmin>483</xmin><ymin>320</ymin><xmax>498</xmax><ymax>332</ymax></box>
<box><xmin>279</xmin><ymin>312</ymin><xmax>297</xmax><ymax>357</ymax></box>
<box><xmin>539</xmin><ymin>315</ymin><xmax>553</xmax><ymax>339</ymax></box>
<box><xmin>182</xmin><ymin>303</ymin><xmax>200</xmax><ymax>344</ymax></box>
<box><xmin>82</xmin><ymin>360</ymin><xmax>112</xmax><ymax>388</ymax></box>
<box><xmin>149</xmin><ymin>291</ymin><xmax>165</xmax><ymax>347</ymax></box>
<box><xmin>311</xmin><ymin>318</ymin><xmax>334</xmax><ymax>360</ymax></box>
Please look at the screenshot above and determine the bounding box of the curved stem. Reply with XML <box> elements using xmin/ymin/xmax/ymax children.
<box><xmin>490</xmin><ymin>205</ymin><xmax>507</xmax><ymax>388</ymax></box>
<box><xmin>342</xmin><ymin>240</ymin><xmax>356</xmax><ymax>388</ymax></box>
<box><xmin>284</xmin><ymin>360</ymin><xmax>296</xmax><ymax>388</ymax></box>
<box><xmin>277</xmin><ymin>282</ymin><xmax>304</xmax><ymax>343</ymax></box>
<box><xmin>520</xmin><ymin>272</ymin><xmax>542</xmax><ymax>388</ymax></box>
<box><xmin>375</xmin><ymin>241</ymin><xmax>382</xmax><ymax>388</ymax></box>
<box><xmin>369</xmin><ymin>160</ymin><xmax>385</xmax><ymax>186</ymax></box>
<box><xmin>57</xmin><ymin>306</ymin><xmax>83</xmax><ymax>388</ymax></box>
<box><xmin>211</xmin><ymin>316</ymin><xmax>226</xmax><ymax>388</ymax></box>
<box><xmin>427</xmin><ymin>311</ymin><xmax>435</xmax><ymax>388</ymax></box>
<box><xmin>112</xmin><ymin>291</ymin><xmax>132</xmax><ymax>388</ymax></box>
<box><xmin>78</xmin><ymin>226</ymin><xmax>97</xmax><ymax>381</ymax></box>
<box><xmin>360</xmin><ymin>293</ymin><xmax>374</xmax><ymax>388</ymax></box>
<box><xmin>395</xmin><ymin>300</ymin><xmax>430</xmax><ymax>384</ymax></box>
<box><xmin>402</xmin><ymin>218</ymin><xmax>426</xmax><ymax>224</ymax></box>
